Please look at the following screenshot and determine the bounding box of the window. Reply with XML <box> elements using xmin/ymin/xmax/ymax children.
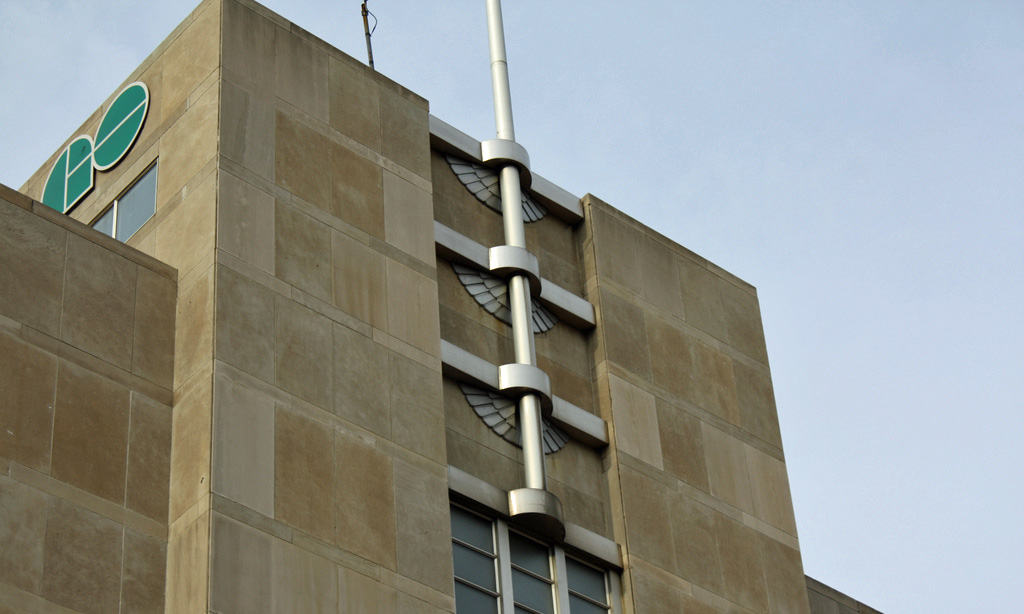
<box><xmin>451</xmin><ymin>505</ymin><xmax>616</xmax><ymax>614</ymax></box>
<box><xmin>92</xmin><ymin>162</ymin><xmax>157</xmax><ymax>241</ymax></box>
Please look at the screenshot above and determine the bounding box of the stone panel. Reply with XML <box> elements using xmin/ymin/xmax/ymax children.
<box><xmin>275</xmin><ymin>26</ymin><xmax>329</xmax><ymax>121</ymax></box>
<box><xmin>222</xmin><ymin>0</ymin><xmax>276</xmax><ymax>95</ymax></box>
<box><xmin>385</xmin><ymin>259</ymin><xmax>440</xmax><ymax>357</ymax></box>
<box><xmin>394</xmin><ymin>460</ymin><xmax>452</xmax><ymax>592</ymax></box>
<box><xmin>745</xmin><ymin>446</ymin><xmax>797</xmax><ymax>535</ymax></box>
<box><xmin>169</xmin><ymin>370</ymin><xmax>212</xmax><ymax>522</ymax></box>
<box><xmin>275</xmin><ymin>408</ymin><xmax>334</xmax><ymax>543</ymax></box>
<box><xmin>715</xmin><ymin>513</ymin><xmax>768</xmax><ymax>612</ymax></box>
<box><xmin>161</xmin><ymin>0</ymin><xmax>219</xmax><ymax>118</ymax></box>
<box><xmin>678</xmin><ymin>257</ymin><xmax>727</xmax><ymax>343</ymax></box>
<box><xmin>333</xmin><ymin>323</ymin><xmax>389</xmax><ymax>435</ymax></box>
<box><xmin>275</xmin><ymin>111</ymin><xmax>332</xmax><ymax>209</ymax></box>
<box><xmin>334</xmin><ymin>427</ymin><xmax>396</xmax><ymax>567</ymax></box>
<box><xmin>155</xmin><ymin>169</ymin><xmax>216</xmax><ymax>281</ymax></box>
<box><xmin>379</xmin><ymin>88</ymin><xmax>429</xmax><ymax>178</ymax></box>
<box><xmin>0</xmin><ymin>478</ymin><xmax>47</xmax><ymax>594</ymax></box>
<box><xmin>701</xmin><ymin>423</ymin><xmax>754</xmax><ymax>515</ymax></box>
<box><xmin>721</xmin><ymin>282</ymin><xmax>769</xmax><ymax>364</ymax></box>
<box><xmin>608</xmin><ymin>374</ymin><xmax>663</xmax><ymax>469</ymax></box>
<box><xmin>275</xmin><ymin>200</ymin><xmax>332</xmax><ymax>301</ymax></box>
<box><xmin>275</xmin><ymin>297</ymin><xmax>333</xmax><ymax>410</ymax></box>
<box><xmin>221</xmin><ymin>78</ymin><xmax>276</xmax><ymax>179</ymax></box>
<box><xmin>656</xmin><ymin>399</ymin><xmax>709</xmax><ymax>492</ymax></box>
<box><xmin>126</xmin><ymin>393</ymin><xmax>172</xmax><ymax>523</ymax></box>
<box><xmin>734</xmin><ymin>359</ymin><xmax>782</xmax><ymax>447</ymax></box>
<box><xmin>330</xmin><ymin>141</ymin><xmax>384</xmax><ymax>237</ymax></box>
<box><xmin>218</xmin><ymin>169</ymin><xmax>276</xmax><ymax>273</ymax></box>
<box><xmin>630</xmin><ymin>563</ymin><xmax>716</xmax><ymax>614</ymax></box>
<box><xmin>210</xmin><ymin>513</ymin><xmax>272</xmax><ymax>614</ymax></box>
<box><xmin>0</xmin><ymin>331</ymin><xmax>57</xmax><ymax>471</ymax></box>
<box><xmin>0</xmin><ymin>202</ymin><xmax>65</xmax><ymax>335</ymax></box>
<box><xmin>389</xmin><ymin>353</ymin><xmax>445</xmax><ymax>463</ymax></box>
<box><xmin>590</xmin><ymin>205</ymin><xmax>643</xmax><ymax>296</ymax></box>
<box><xmin>51</xmin><ymin>362</ymin><xmax>131</xmax><ymax>503</ymax></box>
<box><xmin>599</xmin><ymin>288</ymin><xmax>651</xmax><ymax>381</ymax></box>
<box><xmin>618</xmin><ymin>466</ymin><xmax>676</xmax><ymax>574</ymax></box>
<box><xmin>339</xmin><ymin>567</ymin><xmax>397</xmax><ymax>613</ymax></box>
<box><xmin>332</xmin><ymin>230</ymin><xmax>386</xmax><ymax>328</ymax></box>
<box><xmin>174</xmin><ymin>269</ymin><xmax>214</xmax><ymax>387</ymax></box>
<box><xmin>691</xmin><ymin>340</ymin><xmax>740</xmax><ymax>425</ymax></box>
<box><xmin>61</xmin><ymin>233</ymin><xmax>137</xmax><ymax>370</ymax></box>
<box><xmin>166</xmin><ymin>509</ymin><xmax>209</xmax><ymax>614</ymax></box>
<box><xmin>670</xmin><ymin>493</ymin><xmax>724</xmax><ymax>593</ymax></box>
<box><xmin>216</xmin><ymin>264</ymin><xmax>277</xmax><ymax>381</ymax></box>
<box><xmin>638</xmin><ymin>234</ymin><xmax>684</xmax><ymax>318</ymax></box>
<box><xmin>329</xmin><ymin>55</ymin><xmax>381</xmax><ymax>151</ymax></box>
<box><xmin>121</xmin><ymin>529</ymin><xmax>166</xmax><ymax>614</ymax></box>
<box><xmin>41</xmin><ymin>499</ymin><xmax>123</xmax><ymax>614</ymax></box>
<box><xmin>646</xmin><ymin>314</ymin><xmax>695</xmax><ymax>402</ymax></box>
<box><xmin>132</xmin><ymin>267</ymin><xmax>176</xmax><ymax>389</ymax></box>
<box><xmin>383</xmin><ymin>170</ymin><xmax>434</xmax><ymax>264</ymax></box>
<box><xmin>763</xmin><ymin>537</ymin><xmax>811</xmax><ymax>614</ymax></box>
<box><xmin>271</xmin><ymin>539</ymin><xmax>339</xmax><ymax>613</ymax></box>
<box><xmin>157</xmin><ymin>83</ymin><xmax>218</xmax><ymax>207</ymax></box>
<box><xmin>212</xmin><ymin>369</ymin><xmax>275</xmax><ymax>517</ymax></box>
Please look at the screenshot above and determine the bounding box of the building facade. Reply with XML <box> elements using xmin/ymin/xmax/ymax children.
<box><xmin>0</xmin><ymin>0</ymin><xmax>876</xmax><ymax>612</ymax></box>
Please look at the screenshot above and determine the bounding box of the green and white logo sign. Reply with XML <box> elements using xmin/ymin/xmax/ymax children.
<box><xmin>43</xmin><ymin>82</ymin><xmax>149</xmax><ymax>213</ymax></box>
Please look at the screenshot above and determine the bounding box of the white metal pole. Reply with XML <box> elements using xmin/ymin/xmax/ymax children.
<box><xmin>485</xmin><ymin>0</ymin><xmax>546</xmax><ymax>492</ymax></box>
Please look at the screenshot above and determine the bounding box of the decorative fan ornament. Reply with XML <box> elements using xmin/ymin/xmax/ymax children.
<box><xmin>452</xmin><ymin>263</ymin><xmax>558</xmax><ymax>333</ymax></box>
<box><xmin>459</xmin><ymin>384</ymin><xmax>569</xmax><ymax>454</ymax></box>
<box><xmin>446</xmin><ymin>154</ymin><xmax>547</xmax><ymax>222</ymax></box>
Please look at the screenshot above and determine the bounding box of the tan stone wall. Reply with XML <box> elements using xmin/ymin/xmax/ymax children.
<box><xmin>0</xmin><ymin>185</ymin><xmax>175</xmax><ymax>613</ymax></box>
<box><xmin>19</xmin><ymin>2</ymin><xmax>223</xmax><ymax>611</ymax></box>
<box><xmin>207</xmin><ymin>0</ymin><xmax>451</xmax><ymax>611</ymax></box>
<box><xmin>582</xmin><ymin>195</ymin><xmax>809</xmax><ymax>613</ymax></box>
<box><xmin>806</xmin><ymin>577</ymin><xmax>882</xmax><ymax>614</ymax></box>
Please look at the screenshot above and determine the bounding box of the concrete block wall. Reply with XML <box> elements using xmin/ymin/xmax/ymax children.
<box><xmin>0</xmin><ymin>185</ymin><xmax>175</xmax><ymax>613</ymax></box>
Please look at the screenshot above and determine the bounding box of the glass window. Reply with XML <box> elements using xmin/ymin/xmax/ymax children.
<box><xmin>91</xmin><ymin>162</ymin><xmax>157</xmax><ymax>241</ymax></box>
<box><xmin>451</xmin><ymin>506</ymin><xmax>499</xmax><ymax>614</ymax></box>
<box><xmin>451</xmin><ymin>504</ymin><xmax>616</xmax><ymax>614</ymax></box>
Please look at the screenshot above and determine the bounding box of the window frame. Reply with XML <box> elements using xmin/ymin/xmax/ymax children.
<box><xmin>451</xmin><ymin>503</ymin><xmax>621</xmax><ymax>614</ymax></box>
<box><xmin>91</xmin><ymin>160</ymin><xmax>157</xmax><ymax>241</ymax></box>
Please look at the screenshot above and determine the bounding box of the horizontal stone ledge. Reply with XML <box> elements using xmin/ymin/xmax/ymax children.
<box><xmin>429</xmin><ymin>114</ymin><xmax>583</xmax><ymax>222</ymax></box>
<box><xmin>440</xmin><ymin>340</ymin><xmax>607</xmax><ymax>448</ymax></box>
<box><xmin>434</xmin><ymin>221</ymin><xmax>596</xmax><ymax>330</ymax></box>
<box><xmin>447</xmin><ymin>465</ymin><xmax>621</xmax><ymax>569</ymax></box>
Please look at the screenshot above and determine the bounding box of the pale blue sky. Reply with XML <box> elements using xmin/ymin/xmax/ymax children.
<box><xmin>2</xmin><ymin>2</ymin><xmax>1022</xmax><ymax>611</ymax></box>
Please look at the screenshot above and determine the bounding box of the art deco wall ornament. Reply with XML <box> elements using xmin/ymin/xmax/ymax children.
<box><xmin>459</xmin><ymin>384</ymin><xmax>569</xmax><ymax>454</ymax></box>
<box><xmin>452</xmin><ymin>263</ymin><xmax>558</xmax><ymax>333</ymax></box>
<box><xmin>446</xmin><ymin>154</ymin><xmax>547</xmax><ymax>222</ymax></box>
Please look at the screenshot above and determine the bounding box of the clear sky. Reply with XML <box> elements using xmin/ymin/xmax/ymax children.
<box><xmin>2</xmin><ymin>1</ymin><xmax>1022</xmax><ymax>611</ymax></box>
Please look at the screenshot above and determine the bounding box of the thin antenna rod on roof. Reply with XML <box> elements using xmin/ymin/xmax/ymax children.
<box><xmin>361</xmin><ymin>1</ymin><xmax>376</xmax><ymax>70</ymax></box>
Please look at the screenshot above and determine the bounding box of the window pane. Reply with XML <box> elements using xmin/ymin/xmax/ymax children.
<box><xmin>509</xmin><ymin>532</ymin><xmax>550</xmax><ymax>578</ymax></box>
<box><xmin>115</xmin><ymin>163</ymin><xmax>157</xmax><ymax>240</ymax></box>
<box><xmin>452</xmin><ymin>543</ymin><xmax>496</xmax><ymax>592</ymax></box>
<box><xmin>566</xmin><ymin>558</ymin><xmax>606</xmax><ymax>603</ymax></box>
<box><xmin>569</xmin><ymin>594</ymin><xmax>609</xmax><ymax>614</ymax></box>
<box><xmin>512</xmin><ymin>568</ymin><xmax>553</xmax><ymax>614</ymax></box>
<box><xmin>450</xmin><ymin>506</ymin><xmax>494</xmax><ymax>553</ymax></box>
<box><xmin>92</xmin><ymin>207</ymin><xmax>114</xmax><ymax>237</ymax></box>
<box><xmin>454</xmin><ymin>581</ymin><xmax>498</xmax><ymax>614</ymax></box>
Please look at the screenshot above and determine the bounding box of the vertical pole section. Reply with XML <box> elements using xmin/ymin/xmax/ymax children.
<box><xmin>485</xmin><ymin>0</ymin><xmax>546</xmax><ymax>492</ymax></box>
